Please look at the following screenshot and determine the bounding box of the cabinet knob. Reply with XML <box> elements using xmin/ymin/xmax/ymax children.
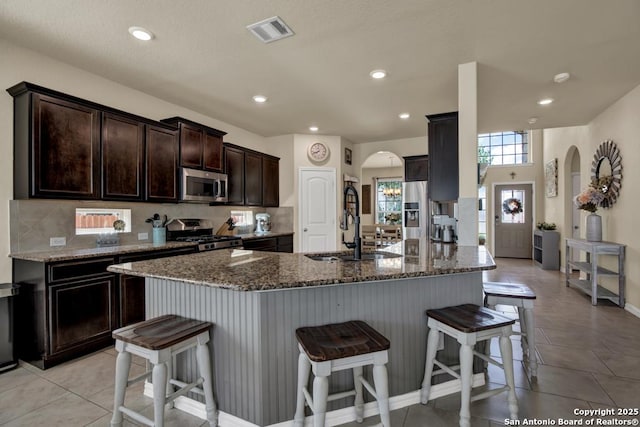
<box><xmin>303</xmin><ymin>228</ymin><xmax>308</xmax><ymax>232</ymax></box>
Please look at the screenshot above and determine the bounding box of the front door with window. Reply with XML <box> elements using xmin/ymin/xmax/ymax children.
<box><xmin>494</xmin><ymin>184</ymin><xmax>533</xmax><ymax>258</ymax></box>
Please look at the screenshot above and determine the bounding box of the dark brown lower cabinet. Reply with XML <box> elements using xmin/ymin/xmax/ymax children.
<box><xmin>14</xmin><ymin>257</ymin><xmax>117</xmax><ymax>369</ymax></box>
<box><xmin>48</xmin><ymin>277</ymin><xmax>116</xmax><ymax>355</ymax></box>
<box><xmin>13</xmin><ymin>245</ymin><xmax>197</xmax><ymax>369</ymax></box>
<box><xmin>242</xmin><ymin>234</ymin><xmax>293</xmax><ymax>253</ymax></box>
<box><xmin>118</xmin><ymin>246</ymin><xmax>197</xmax><ymax>327</ymax></box>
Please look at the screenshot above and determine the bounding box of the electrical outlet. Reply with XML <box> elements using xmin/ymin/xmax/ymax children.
<box><xmin>138</xmin><ymin>232</ymin><xmax>149</xmax><ymax>240</ymax></box>
<box><xmin>50</xmin><ymin>237</ymin><xmax>66</xmax><ymax>247</ymax></box>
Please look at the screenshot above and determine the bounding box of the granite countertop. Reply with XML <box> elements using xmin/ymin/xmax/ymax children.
<box><xmin>9</xmin><ymin>241</ymin><xmax>198</xmax><ymax>262</ymax></box>
<box><xmin>236</xmin><ymin>231</ymin><xmax>294</xmax><ymax>240</ymax></box>
<box><xmin>107</xmin><ymin>242</ymin><xmax>496</xmax><ymax>292</ymax></box>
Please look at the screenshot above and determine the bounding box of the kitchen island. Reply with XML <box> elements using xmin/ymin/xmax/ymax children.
<box><xmin>107</xmin><ymin>242</ymin><xmax>495</xmax><ymax>426</ymax></box>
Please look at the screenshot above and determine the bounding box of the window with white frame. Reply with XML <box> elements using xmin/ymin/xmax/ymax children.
<box><xmin>375</xmin><ymin>178</ymin><xmax>402</xmax><ymax>224</ymax></box>
<box><xmin>75</xmin><ymin>208</ymin><xmax>131</xmax><ymax>235</ymax></box>
<box><xmin>478</xmin><ymin>131</ymin><xmax>529</xmax><ymax>165</ymax></box>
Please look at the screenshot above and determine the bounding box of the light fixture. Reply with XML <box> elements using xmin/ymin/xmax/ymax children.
<box><xmin>399</xmin><ymin>113</ymin><xmax>410</xmax><ymax>120</ymax></box>
<box><xmin>252</xmin><ymin>95</ymin><xmax>268</xmax><ymax>103</ymax></box>
<box><xmin>309</xmin><ymin>126</ymin><xmax>318</xmax><ymax>132</ymax></box>
<box><xmin>538</xmin><ymin>98</ymin><xmax>554</xmax><ymax>105</ymax></box>
<box><xmin>382</xmin><ymin>186</ymin><xmax>402</xmax><ymax>197</ymax></box>
<box><xmin>370</xmin><ymin>69</ymin><xmax>387</xmax><ymax>79</ymax></box>
<box><xmin>553</xmin><ymin>72</ymin><xmax>571</xmax><ymax>83</ymax></box>
<box><xmin>128</xmin><ymin>26</ymin><xmax>154</xmax><ymax>41</ymax></box>
<box><xmin>528</xmin><ymin>117</ymin><xmax>538</xmax><ymax>124</ymax></box>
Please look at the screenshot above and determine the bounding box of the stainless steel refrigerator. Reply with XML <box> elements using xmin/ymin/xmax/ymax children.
<box><xmin>402</xmin><ymin>181</ymin><xmax>428</xmax><ymax>241</ymax></box>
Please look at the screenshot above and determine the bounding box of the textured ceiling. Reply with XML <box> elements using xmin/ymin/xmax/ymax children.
<box><xmin>1</xmin><ymin>0</ymin><xmax>639</xmax><ymax>143</ymax></box>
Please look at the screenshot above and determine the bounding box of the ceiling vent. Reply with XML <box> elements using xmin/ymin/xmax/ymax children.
<box><xmin>247</xmin><ymin>16</ymin><xmax>294</xmax><ymax>44</ymax></box>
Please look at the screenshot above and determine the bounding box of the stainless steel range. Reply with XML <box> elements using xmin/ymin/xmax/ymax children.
<box><xmin>166</xmin><ymin>218</ymin><xmax>242</xmax><ymax>252</ymax></box>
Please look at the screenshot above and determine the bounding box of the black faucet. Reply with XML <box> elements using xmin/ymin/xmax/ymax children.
<box><xmin>341</xmin><ymin>184</ymin><xmax>362</xmax><ymax>260</ymax></box>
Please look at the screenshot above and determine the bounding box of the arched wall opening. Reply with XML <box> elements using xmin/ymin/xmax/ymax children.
<box><xmin>360</xmin><ymin>151</ymin><xmax>404</xmax><ymax>225</ymax></box>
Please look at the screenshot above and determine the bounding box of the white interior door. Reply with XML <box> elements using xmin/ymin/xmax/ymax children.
<box><xmin>494</xmin><ymin>183</ymin><xmax>533</xmax><ymax>258</ymax></box>
<box><xmin>299</xmin><ymin>168</ymin><xmax>337</xmax><ymax>252</ymax></box>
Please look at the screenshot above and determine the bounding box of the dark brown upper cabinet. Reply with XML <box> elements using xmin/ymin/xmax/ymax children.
<box><xmin>244</xmin><ymin>151</ymin><xmax>263</xmax><ymax>206</ymax></box>
<box><xmin>427</xmin><ymin>112</ymin><xmax>459</xmax><ymax>201</ymax></box>
<box><xmin>146</xmin><ymin>124</ymin><xmax>179</xmax><ymax>202</ymax></box>
<box><xmin>224</xmin><ymin>144</ymin><xmax>245</xmax><ymax>205</ymax></box>
<box><xmin>161</xmin><ymin>117</ymin><xmax>226</xmax><ymax>172</ymax></box>
<box><xmin>223</xmin><ymin>143</ymin><xmax>279</xmax><ymax>207</ymax></box>
<box><xmin>403</xmin><ymin>155</ymin><xmax>429</xmax><ymax>182</ymax></box>
<box><xmin>102</xmin><ymin>112</ymin><xmax>145</xmax><ymax>201</ymax></box>
<box><xmin>9</xmin><ymin>84</ymin><xmax>101</xmax><ymax>200</ymax></box>
<box><xmin>262</xmin><ymin>155</ymin><xmax>280</xmax><ymax>207</ymax></box>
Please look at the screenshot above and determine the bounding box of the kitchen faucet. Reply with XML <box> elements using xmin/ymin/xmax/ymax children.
<box><xmin>341</xmin><ymin>184</ymin><xmax>362</xmax><ymax>260</ymax></box>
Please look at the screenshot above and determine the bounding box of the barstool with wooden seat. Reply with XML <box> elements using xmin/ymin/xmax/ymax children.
<box><xmin>110</xmin><ymin>315</ymin><xmax>217</xmax><ymax>427</ymax></box>
<box><xmin>293</xmin><ymin>320</ymin><xmax>391</xmax><ymax>427</ymax></box>
<box><xmin>483</xmin><ymin>281</ymin><xmax>538</xmax><ymax>376</ymax></box>
<box><xmin>420</xmin><ymin>304</ymin><xmax>518</xmax><ymax>427</ymax></box>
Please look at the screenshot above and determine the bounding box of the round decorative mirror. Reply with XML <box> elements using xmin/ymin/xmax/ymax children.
<box><xmin>590</xmin><ymin>140</ymin><xmax>622</xmax><ymax>208</ymax></box>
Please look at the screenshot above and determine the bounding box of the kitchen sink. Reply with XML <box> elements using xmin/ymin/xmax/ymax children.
<box><xmin>305</xmin><ymin>252</ymin><xmax>402</xmax><ymax>262</ymax></box>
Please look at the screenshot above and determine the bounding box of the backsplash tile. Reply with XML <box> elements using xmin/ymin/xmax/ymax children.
<box><xmin>10</xmin><ymin>200</ymin><xmax>293</xmax><ymax>253</ymax></box>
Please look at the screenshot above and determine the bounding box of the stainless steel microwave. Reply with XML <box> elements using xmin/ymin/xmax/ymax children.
<box><xmin>180</xmin><ymin>167</ymin><xmax>228</xmax><ymax>203</ymax></box>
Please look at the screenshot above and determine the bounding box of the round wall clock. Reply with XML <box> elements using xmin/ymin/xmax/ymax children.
<box><xmin>307</xmin><ymin>141</ymin><xmax>329</xmax><ymax>162</ymax></box>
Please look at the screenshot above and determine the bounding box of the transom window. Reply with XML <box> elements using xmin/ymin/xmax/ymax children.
<box><xmin>376</xmin><ymin>178</ymin><xmax>402</xmax><ymax>224</ymax></box>
<box><xmin>478</xmin><ymin>131</ymin><xmax>528</xmax><ymax>165</ymax></box>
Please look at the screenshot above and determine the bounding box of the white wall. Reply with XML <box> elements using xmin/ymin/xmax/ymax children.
<box><xmin>543</xmin><ymin>84</ymin><xmax>640</xmax><ymax>311</ymax></box>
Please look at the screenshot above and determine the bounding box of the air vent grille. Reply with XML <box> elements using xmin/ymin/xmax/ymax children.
<box><xmin>247</xmin><ymin>16</ymin><xmax>294</xmax><ymax>43</ymax></box>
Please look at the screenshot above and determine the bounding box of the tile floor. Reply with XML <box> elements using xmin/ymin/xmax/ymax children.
<box><xmin>1</xmin><ymin>258</ymin><xmax>639</xmax><ymax>426</ymax></box>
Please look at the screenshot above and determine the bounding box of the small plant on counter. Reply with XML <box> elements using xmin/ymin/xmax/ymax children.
<box><xmin>536</xmin><ymin>222</ymin><xmax>556</xmax><ymax>231</ymax></box>
<box><xmin>145</xmin><ymin>213</ymin><xmax>168</xmax><ymax>228</ymax></box>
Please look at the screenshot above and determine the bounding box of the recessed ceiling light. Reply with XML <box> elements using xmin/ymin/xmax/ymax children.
<box><xmin>528</xmin><ymin>117</ymin><xmax>538</xmax><ymax>124</ymax></box>
<box><xmin>399</xmin><ymin>113</ymin><xmax>410</xmax><ymax>120</ymax></box>
<box><xmin>309</xmin><ymin>126</ymin><xmax>318</xmax><ymax>132</ymax></box>
<box><xmin>252</xmin><ymin>95</ymin><xmax>268</xmax><ymax>103</ymax></box>
<box><xmin>553</xmin><ymin>72</ymin><xmax>571</xmax><ymax>83</ymax></box>
<box><xmin>538</xmin><ymin>98</ymin><xmax>554</xmax><ymax>105</ymax></box>
<box><xmin>128</xmin><ymin>26</ymin><xmax>154</xmax><ymax>41</ymax></box>
<box><xmin>370</xmin><ymin>69</ymin><xmax>387</xmax><ymax>79</ymax></box>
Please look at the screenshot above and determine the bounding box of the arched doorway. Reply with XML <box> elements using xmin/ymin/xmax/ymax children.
<box><xmin>360</xmin><ymin>152</ymin><xmax>403</xmax><ymax>225</ymax></box>
<box><xmin>565</xmin><ymin>146</ymin><xmax>581</xmax><ymax>261</ymax></box>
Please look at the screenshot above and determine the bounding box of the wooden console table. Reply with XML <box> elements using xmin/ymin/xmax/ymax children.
<box><xmin>565</xmin><ymin>238</ymin><xmax>625</xmax><ymax>307</ymax></box>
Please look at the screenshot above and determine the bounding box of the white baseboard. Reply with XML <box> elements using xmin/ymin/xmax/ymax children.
<box><xmin>144</xmin><ymin>373</ymin><xmax>486</xmax><ymax>426</ymax></box>
<box><xmin>625</xmin><ymin>302</ymin><xmax>640</xmax><ymax>318</ymax></box>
